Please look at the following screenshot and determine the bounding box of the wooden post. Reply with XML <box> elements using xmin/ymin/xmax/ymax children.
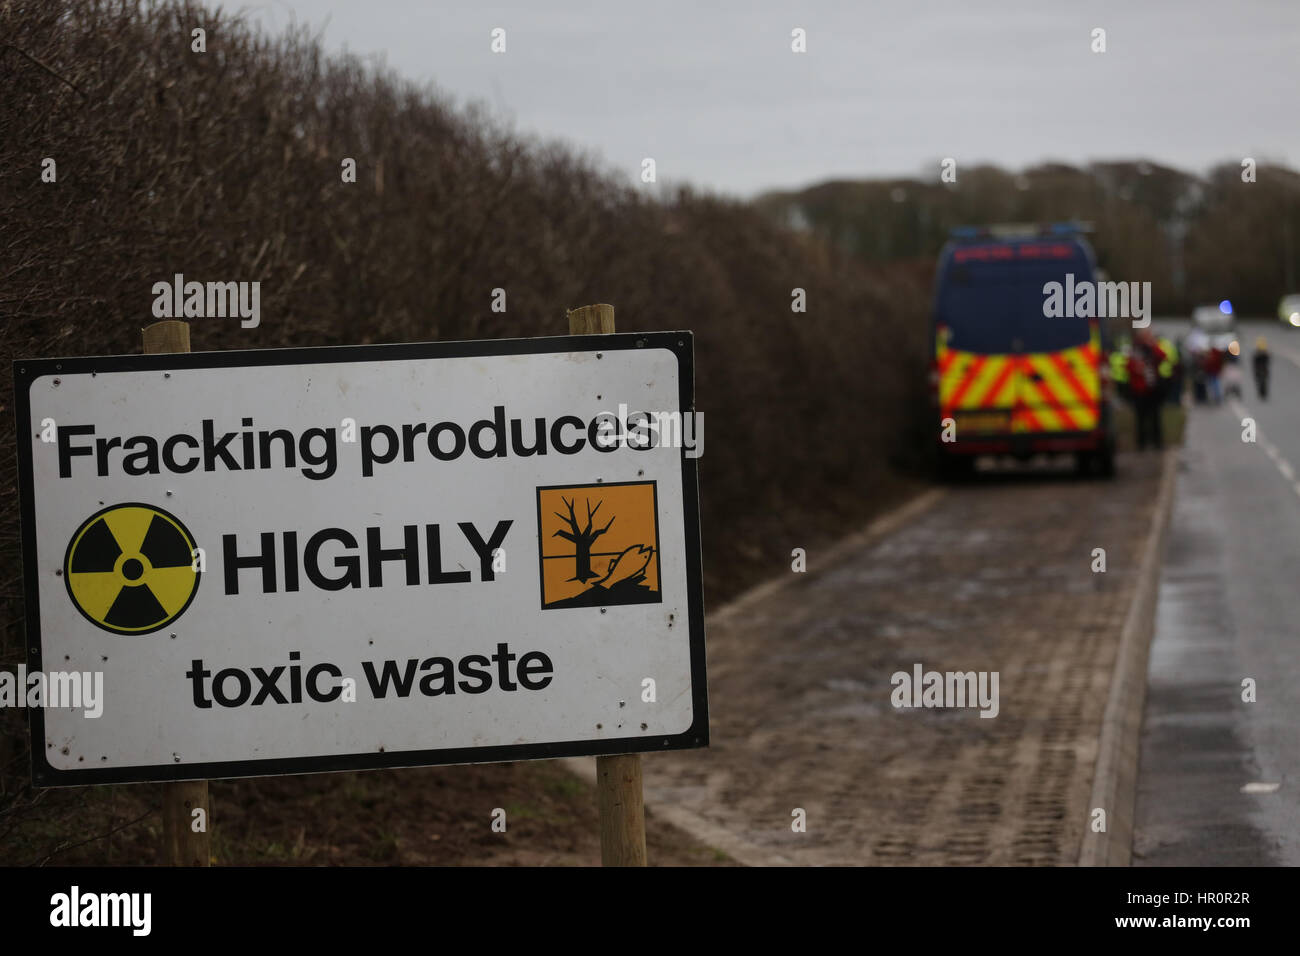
<box><xmin>141</xmin><ymin>319</ymin><xmax>190</xmax><ymax>355</ymax></box>
<box><xmin>596</xmin><ymin>753</ymin><xmax>646</xmax><ymax>866</ymax></box>
<box><xmin>143</xmin><ymin>319</ymin><xmax>211</xmax><ymax>867</ymax></box>
<box><xmin>566</xmin><ymin>303</ymin><xmax>648</xmax><ymax>867</ymax></box>
<box><xmin>161</xmin><ymin>780</ymin><xmax>209</xmax><ymax>866</ymax></box>
<box><xmin>566</xmin><ymin>302</ymin><xmax>615</xmax><ymax>336</ymax></box>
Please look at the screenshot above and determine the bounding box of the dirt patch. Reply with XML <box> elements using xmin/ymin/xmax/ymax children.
<box><xmin>0</xmin><ymin>759</ymin><xmax>736</xmax><ymax>866</ymax></box>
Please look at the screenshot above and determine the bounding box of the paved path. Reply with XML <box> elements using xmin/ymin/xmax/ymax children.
<box><xmin>641</xmin><ymin>455</ymin><xmax>1165</xmax><ymax>864</ymax></box>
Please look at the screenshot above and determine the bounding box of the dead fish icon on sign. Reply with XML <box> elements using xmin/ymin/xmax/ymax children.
<box><xmin>536</xmin><ymin>482</ymin><xmax>662</xmax><ymax>609</ymax></box>
<box><xmin>598</xmin><ymin>545</ymin><xmax>655</xmax><ymax>589</ymax></box>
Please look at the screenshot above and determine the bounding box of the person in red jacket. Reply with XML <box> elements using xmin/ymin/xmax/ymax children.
<box><xmin>1128</xmin><ymin>331</ymin><xmax>1168</xmax><ymax>451</ymax></box>
<box><xmin>1202</xmin><ymin>346</ymin><xmax>1225</xmax><ymax>404</ymax></box>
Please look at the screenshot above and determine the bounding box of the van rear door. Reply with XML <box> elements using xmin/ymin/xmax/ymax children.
<box><xmin>935</xmin><ymin>265</ymin><xmax>1019</xmax><ymax>435</ymax></box>
<box><xmin>1014</xmin><ymin>278</ymin><xmax>1099</xmax><ymax>435</ymax></box>
<box><xmin>936</xmin><ymin>240</ymin><xmax>1102</xmax><ymax>438</ymax></box>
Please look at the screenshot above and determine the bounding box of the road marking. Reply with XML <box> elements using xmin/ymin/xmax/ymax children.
<box><xmin>1229</xmin><ymin>397</ymin><xmax>1300</xmax><ymax>495</ymax></box>
<box><xmin>1241</xmin><ymin>782</ymin><xmax>1281</xmax><ymax>794</ymax></box>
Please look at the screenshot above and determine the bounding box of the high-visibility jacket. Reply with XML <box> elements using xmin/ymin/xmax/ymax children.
<box><xmin>1157</xmin><ymin>337</ymin><xmax>1178</xmax><ymax>379</ymax></box>
<box><xmin>1110</xmin><ymin>348</ymin><xmax>1130</xmax><ymax>384</ymax></box>
<box><xmin>1129</xmin><ymin>343</ymin><xmax>1167</xmax><ymax>396</ymax></box>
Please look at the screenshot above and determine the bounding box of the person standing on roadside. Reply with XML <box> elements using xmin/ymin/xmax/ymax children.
<box><xmin>1253</xmin><ymin>337</ymin><xmax>1272</xmax><ymax>400</ymax></box>
<box><xmin>1203</xmin><ymin>345</ymin><xmax>1225</xmax><ymax>405</ymax></box>
<box><xmin>1157</xmin><ymin>334</ymin><xmax>1181</xmax><ymax>404</ymax></box>
<box><xmin>1110</xmin><ymin>337</ymin><xmax>1131</xmax><ymax>403</ymax></box>
<box><xmin>1128</xmin><ymin>330</ymin><xmax>1168</xmax><ymax>450</ymax></box>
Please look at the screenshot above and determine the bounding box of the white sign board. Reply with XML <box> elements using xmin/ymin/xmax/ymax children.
<box><xmin>15</xmin><ymin>333</ymin><xmax>707</xmax><ymax>785</ymax></box>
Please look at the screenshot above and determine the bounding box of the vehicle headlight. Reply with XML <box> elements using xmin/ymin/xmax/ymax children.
<box><xmin>1291</xmin><ymin>312</ymin><xmax>1300</xmax><ymax>327</ymax></box>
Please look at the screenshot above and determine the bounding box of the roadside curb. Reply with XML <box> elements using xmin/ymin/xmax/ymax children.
<box><xmin>560</xmin><ymin>487</ymin><xmax>947</xmax><ymax>866</ymax></box>
<box><xmin>1078</xmin><ymin>448</ymin><xmax>1179</xmax><ymax>866</ymax></box>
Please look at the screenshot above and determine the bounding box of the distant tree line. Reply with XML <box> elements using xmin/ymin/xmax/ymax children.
<box><xmin>758</xmin><ymin>160</ymin><xmax>1300</xmax><ymax>316</ymax></box>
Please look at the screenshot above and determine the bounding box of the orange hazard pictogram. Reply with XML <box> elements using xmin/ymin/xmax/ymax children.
<box><xmin>536</xmin><ymin>481</ymin><xmax>661</xmax><ymax>609</ymax></box>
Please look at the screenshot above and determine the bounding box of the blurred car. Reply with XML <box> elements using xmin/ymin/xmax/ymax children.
<box><xmin>1183</xmin><ymin>329</ymin><xmax>1239</xmax><ymax>355</ymax></box>
<box><xmin>1193</xmin><ymin>302</ymin><xmax>1235</xmax><ymax>334</ymax></box>
<box><xmin>1279</xmin><ymin>294</ymin><xmax>1300</xmax><ymax>328</ymax></box>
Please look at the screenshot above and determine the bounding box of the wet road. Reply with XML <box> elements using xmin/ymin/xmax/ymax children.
<box><xmin>1135</xmin><ymin>319</ymin><xmax>1300</xmax><ymax>865</ymax></box>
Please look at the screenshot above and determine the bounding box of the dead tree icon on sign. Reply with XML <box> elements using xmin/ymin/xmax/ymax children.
<box><xmin>536</xmin><ymin>481</ymin><xmax>662</xmax><ymax>609</ymax></box>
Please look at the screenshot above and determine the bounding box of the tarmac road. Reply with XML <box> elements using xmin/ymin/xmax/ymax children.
<box><xmin>1134</xmin><ymin>318</ymin><xmax>1300</xmax><ymax>865</ymax></box>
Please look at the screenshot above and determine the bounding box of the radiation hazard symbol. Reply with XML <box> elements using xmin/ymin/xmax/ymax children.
<box><xmin>63</xmin><ymin>503</ymin><xmax>201</xmax><ymax>635</ymax></box>
<box><xmin>536</xmin><ymin>481</ymin><xmax>661</xmax><ymax>609</ymax></box>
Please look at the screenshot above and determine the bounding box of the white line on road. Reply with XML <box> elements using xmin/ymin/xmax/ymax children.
<box><xmin>1229</xmin><ymin>397</ymin><xmax>1300</xmax><ymax>496</ymax></box>
<box><xmin>1241</xmin><ymin>782</ymin><xmax>1281</xmax><ymax>794</ymax></box>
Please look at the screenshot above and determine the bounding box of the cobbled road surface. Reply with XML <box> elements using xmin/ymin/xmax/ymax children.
<box><xmin>645</xmin><ymin>454</ymin><xmax>1165</xmax><ymax>865</ymax></box>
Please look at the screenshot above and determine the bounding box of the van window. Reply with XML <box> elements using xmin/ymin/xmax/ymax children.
<box><xmin>937</xmin><ymin>255</ymin><xmax>1093</xmax><ymax>354</ymax></box>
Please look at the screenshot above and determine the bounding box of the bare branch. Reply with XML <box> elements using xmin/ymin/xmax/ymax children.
<box><xmin>31</xmin><ymin>808</ymin><xmax>154</xmax><ymax>867</ymax></box>
<box><xmin>0</xmin><ymin>43</ymin><xmax>88</xmax><ymax>99</ymax></box>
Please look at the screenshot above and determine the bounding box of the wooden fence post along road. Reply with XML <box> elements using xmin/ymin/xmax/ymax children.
<box><xmin>13</xmin><ymin>305</ymin><xmax>708</xmax><ymax>866</ymax></box>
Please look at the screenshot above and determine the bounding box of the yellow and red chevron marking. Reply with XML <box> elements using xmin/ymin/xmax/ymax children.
<box><xmin>939</xmin><ymin>352</ymin><xmax>1017</xmax><ymax>412</ymax></box>
<box><xmin>1020</xmin><ymin>352</ymin><xmax>1096</xmax><ymax>431</ymax></box>
<box><xmin>939</xmin><ymin>334</ymin><xmax>1100</xmax><ymax>434</ymax></box>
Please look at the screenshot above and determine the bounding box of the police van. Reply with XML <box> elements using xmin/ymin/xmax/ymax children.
<box><xmin>931</xmin><ymin>223</ymin><xmax>1116</xmax><ymax>477</ymax></box>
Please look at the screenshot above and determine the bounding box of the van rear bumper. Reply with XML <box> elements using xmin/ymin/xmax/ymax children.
<box><xmin>938</xmin><ymin>431</ymin><xmax>1106</xmax><ymax>456</ymax></box>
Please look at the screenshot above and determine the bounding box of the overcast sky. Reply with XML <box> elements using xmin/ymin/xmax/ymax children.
<box><xmin>246</xmin><ymin>0</ymin><xmax>1300</xmax><ymax>197</ymax></box>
